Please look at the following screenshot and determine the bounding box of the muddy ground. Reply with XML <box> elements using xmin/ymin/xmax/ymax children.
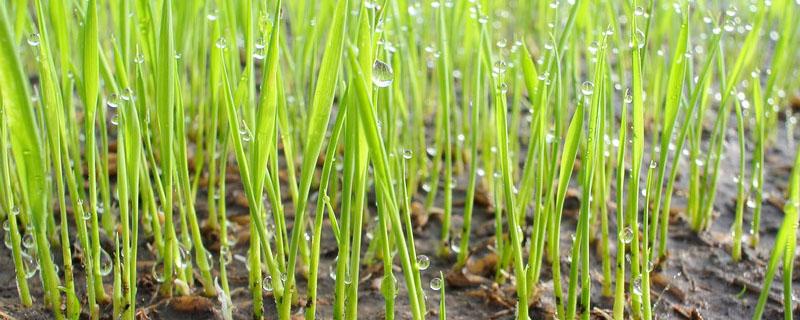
<box><xmin>1</xmin><ymin>102</ymin><xmax>799</xmax><ymax>320</ymax></box>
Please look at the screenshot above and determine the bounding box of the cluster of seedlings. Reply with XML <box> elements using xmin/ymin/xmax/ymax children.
<box><xmin>0</xmin><ymin>0</ymin><xmax>799</xmax><ymax>319</ymax></box>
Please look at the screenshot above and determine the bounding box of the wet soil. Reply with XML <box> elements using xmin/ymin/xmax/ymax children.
<box><xmin>1</xmin><ymin>107</ymin><xmax>799</xmax><ymax>320</ymax></box>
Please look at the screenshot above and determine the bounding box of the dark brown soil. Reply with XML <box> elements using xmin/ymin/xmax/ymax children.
<box><xmin>1</xmin><ymin>111</ymin><xmax>799</xmax><ymax>320</ymax></box>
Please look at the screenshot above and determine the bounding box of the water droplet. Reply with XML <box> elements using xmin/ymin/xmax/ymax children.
<box><xmin>176</xmin><ymin>246</ymin><xmax>189</xmax><ymax>269</ymax></box>
<box><xmin>152</xmin><ymin>259</ymin><xmax>165</xmax><ymax>282</ymax></box>
<box><xmin>426</xmin><ymin>146</ymin><xmax>437</xmax><ymax>157</ymax></box>
<box><xmin>633</xmin><ymin>30</ymin><xmax>646</xmax><ymax>49</ymax></box>
<box><xmin>263</xmin><ymin>276</ymin><xmax>273</xmax><ymax>291</ymax></box>
<box><xmin>581</xmin><ymin>81</ymin><xmax>594</xmax><ymax>96</ymax></box>
<box><xmin>634</xmin><ymin>6</ymin><xmax>645</xmax><ymax>16</ymax></box>
<box><xmin>134</xmin><ymin>53</ymin><xmax>145</xmax><ymax>64</ymax></box>
<box><xmin>723</xmin><ymin>20</ymin><xmax>735</xmax><ymax>32</ymax></box>
<box><xmin>500</xmin><ymin>83</ymin><xmax>508</xmax><ymax>93</ymax></box>
<box><xmin>430</xmin><ymin>277</ymin><xmax>443</xmax><ymax>290</ymax></box>
<box><xmin>496</xmin><ymin>38</ymin><xmax>508</xmax><ymax>48</ymax></box>
<box><xmin>624</xmin><ymin>88</ymin><xmax>633</xmax><ymax>104</ymax></box>
<box><xmin>215</xmin><ymin>37</ymin><xmax>227</xmax><ymax>49</ymax></box>
<box><xmin>632</xmin><ymin>277</ymin><xmax>642</xmax><ymax>296</ymax></box>
<box><xmin>422</xmin><ymin>183</ymin><xmax>431</xmax><ymax>193</ymax></box>
<box><xmin>493</xmin><ymin>61</ymin><xmax>507</xmax><ymax>75</ymax></box>
<box><xmin>99</xmin><ymin>249</ymin><xmax>113</xmax><ymax>276</ymax></box>
<box><xmin>372</xmin><ymin>60</ymin><xmax>394</xmax><ymax>88</ymax></box>
<box><xmin>450</xmin><ymin>238</ymin><xmax>461</xmax><ymax>253</ymax></box>
<box><xmin>402</xmin><ymin>149</ymin><xmax>413</xmax><ymax>160</ymax></box>
<box><xmin>11</xmin><ymin>206</ymin><xmax>20</xmax><ymax>216</ymax></box>
<box><xmin>107</xmin><ymin>93</ymin><xmax>120</xmax><ymax>109</ymax></box>
<box><xmin>620</xmin><ymin>227</ymin><xmax>634</xmax><ymax>244</ymax></box>
<box><xmin>22</xmin><ymin>233</ymin><xmax>34</xmax><ymax>249</ymax></box>
<box><xmin>329</xmin><ymin>265</ymin><xmax>337</xmax><ymax>280</ymax></box>
<box><xmin>417</xmin><ymin>255</ymin><xmax>430</xmax><ymax>270</ymax></box>
<box><xmin>3</xmin><ymin>230</ymin><xmax>11</xmax><ymax>249</ymax></box>
<box><xmin>23</xmin><ymin>252</ymin><xmax>38</xmax><ymax>279</ymax></box>
<box><xmin>649</xmin><ymin>160</ymin><xmax>657</xmax><ymax>169</ymax></box>
<box><xmin>253</xmin><ymin>47</ymin><xmax>266</xmax><ymax>60</ymax></box>
<box><xmin>221</xmin><ymin>246</ymin><xmax>233</xmax><ymax>265</ymax></box>
<box><xmin>207</xmin><ymin>9</ymin><xmax>219</xmax><ymax>21</ymax></box>
<box><xmin>588</xmin><ymin>41</ymin><xmax>599</xmax><ymax>55</ymax></box>
<box><xmin>27</xmin><ymin>33</ymin><xmax>40</xmax><ymax>47</ymax></box>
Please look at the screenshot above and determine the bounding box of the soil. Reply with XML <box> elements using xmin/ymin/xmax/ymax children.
<box><xmin>1</xmin><ymin>106</ymin><xmax>799</xmax><ymax>320</ymax></box>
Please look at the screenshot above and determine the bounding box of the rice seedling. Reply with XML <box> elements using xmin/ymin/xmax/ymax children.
<box><xmin>0</xmin><ymin>0</ymin><xmax>798</xmax><ymax>319</ymax></box>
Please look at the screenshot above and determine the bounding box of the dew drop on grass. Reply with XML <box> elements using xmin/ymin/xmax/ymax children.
<box><xmin>11</xmin><ymin>206</ymin><xmax>20</xmax><ymax>216</ymax></box>
<box><xmin>649</xmin><ymin>159</ymin><xmax>657</xmax><ymax>169</ymax></box>
<box><xmin>215</xmin><ymin>37</ymin><xmax>227</xmax><ymax>49</ymax></box>
<box><xmin>329</xmin><ymin>265</ymin><xmax>336</xmax><ymax>280</ymax></box>
<box><xmin>581</xmin><ymin>81</ymin><xmax>594</xmax><ymax>96</ymax></box>
<box><xmin>371</xmin><ymin>60</ymin><xmax>394</xmax><ymax>88</ymax></box>
<box><xmin>633</xmin><ymin>29</ymin><xmax>646</xmax><ymax>49</ymax></box>
<box><xmin>27</xmin><ymin>33</ymin><xmax>40</xmax><ymax>47</ymax></box>
<box><xmin>493</xmin><ymin>61</ymin><xmax>507</xmax><ymax>75</ymax></box>
<box><xmin>152</xmin><ymin>259</ymin><xmax>165</xmax><ymax>283</ymax></box>
<box><xmin>624</xmin><ymin>88</ymin><xmax>633</xmax><ymax>104</ymax></box>
<box><xmin>417</xmin><ymin>255</ymin><xmax>430</xmax><ymax>270</ymax></box>
<box><xmin>176</xmin><ymin>246</ymin><xmax>189</xmax><ymax>269</ymax></box>
<box><xmin>500</xmin><ymin>83</ymin><xmax>508</xmax><ymax>93</ymax></box>
<box><xmin>402</xmin><ymin>149</ymin><xmax>413</xmax><ymax>160</ymax></box>
<box><xmin>426</xmin><ymin>146</ymin><xmax>437</xmax><ymax>157</ymax></box>
<box><xmin>496</xmin><ymin>38</ymin><xmax>508</xmax><ymax>48</ymax></box>
<box><xmin>632</xmin><ymin>277</ymin><xmax>643</xmax><ymax>296</ymax></box>
<box><xmin>620</xmin><ymin>227</ymin><xmax>634</xmax><ymax>244</ymax></box>
<box><xmin>263</xmin><ymin>276</ymin><xmax>273</xmax><ymax>291</ymax></box>
<box><xmin>107</xmin><ymin>93</ymin><xmax>120</xmax><ymax>108</ymax></box>
<box><xmin>634</xmin><ymin>6</ymin><xmax>645</xmax><ymax>16</ymax></box>
<box><xmin>3</xmin><ymin>230</ymin><xmax>11</xmax><ymax>249</ymax></box>
<box><xmin>724</xmin><ymin>20</ymin><xmax>735</xmax><ymax>33</ymax></box>
<box><xmin>207</xmin><ymin>9</ymin><xmax>219</xmax><ymax>21</ymax></box>
<box><xmin>253</xmin><ymin>48</ymin><xmax>266</xmax><ymax>60</ymax></box>
<box><xmin>588</xmin><ymin>41</ymin><xmax>598</xmax><ymax>55</ymax></box>
<box><xmin>99</xmin><ymin>249</ymin><xmax>113</xmax><ymax>276</ymax></box>
<box><xmin>430</xmin><ymin>276</ymin><xmax>443</xmax><ymax>290</ymax></box>
<box><xmin>450</xmin><ymin>239</ymin><xmax>461</xmax><ymax>254</ymax></box>
<box><xmin>134</xmin><ymin>53</ymin><xmax>145</xmax><ymax>64</ymax></box>
<box><xmin>421</xmin><ymin>183</ymin><xmax>431</xmax><ymax>193</ymax></box>
<box><xmin>22</xmin><ymin>233</ymin><xmax>34</xmax><ymax>249</ymax></box>
<box><xmin>221</xmin><ymin>246</ymin><xmax>232</xmax><ymax>265</ymax></box>
<box><xmin>746</xmin><ymin>197</ymin><xmax>756</xmax><ymax>208</ymax></box>
<box><xmin>23</xmin><ymin>252</ymin><xmax>38</xmax><ymax>279</ymax></box>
